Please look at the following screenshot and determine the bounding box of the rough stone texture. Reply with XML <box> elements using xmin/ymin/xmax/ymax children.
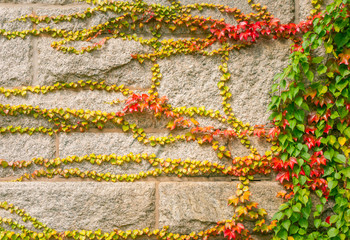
<box><xmin>229</xmin><ymin>136</ymin><xmax>272</xmax><ymax>158</ymax></box>
<box><xmin>0</xmin><ymin>90</ymin><xmax>165</xmax><ymax>129</ymax></box>
<box><xmin>0</xmin><ymin>0</ymin><xmax>299</xmax><ymax>237</ymax></box>
<box><xmin>36</xmin><ymin>6</ymin><xmax>90</xmax><ymax>31</ymax></box>
<box><xmin>227</xmin><ymin>39</ymin><xmax>292</xmax><ymax>125</ymax></box>
<box><xmin>60</xmin><ymin>132</ymin><xmax>161</xmax><ymax>158</ymax></box>
<box><xmin>37</xmin><ymin>38</ymin><xmax>152</xmax><ymax>87</ymax></box>
<box><xmin>158</xmin><ymin>137</ymin><xmax>227</xmax><ymax>164</ymax></box>
<box><xmin>57</xmin><ymin>132</ymin><xmax>231</xmax><ymax>179</ymax></box>
<box><xmin>183</xmin><ymin>0</ymin><xmax>294</xmax><ymax>24</ymax></box>
<box><xmin>249</xmin><ymin>136</ymin><xmax>272</xmax><ymax>156</ymax></box>
<box><xmin>153</xmin><ymin>115</ymin><xmax>228</xmax><ymax>130</ymax></box>
<box><xmin>157</xmin><ymin>55</ymin><xmax>223</xmax><ymax>114</ymax></box>
<box><xmin>0</xmin><ymin>133</ymin><xmax>55</xmax><ymax>161</ymax></box>
<box><xmin>0</xmin><ymin>0</ymin><xmax>79</xmax><ymax>3</ymax></box>
<box><xmin>0</xmin><ymin>114</ymin><xmax>53</xmax><ymax>128</ymax></box>
<box><xmin>0</xmin><ymin>164</ymin><xmax>37</xmax><ymax>179</ymax></box>
<box><xmin>249</xmin><ymin>181</ymin><xmax>284</xmax><ymax>220</ymax></box>
<box><xmin>60</xmin><ymin>132</ymin><xmax>226</xmax><ymax>163</ymax></box>
<box><xmin>0</xmin><ymin>38</ymin><xmax>32</xmax><ymax>87</ymax></box>
<box><xmin>0</xmin><ymin>90</ymin><xmax>132</xmax><ymax>112</ymax></box>
<box><xmin>157</xmin><ymin>39</ymin><xmax>291</xmax><ymax>126</ymax></box>
<box><xmin>0</xmin><ymin>6</ymin><xmax>33</xmax><ymax>87</ymax></box>
<box><xmin>0</xmin><ymin>182</ymin><xmax>156</xmax><ymax>231</ymax></box>
<box><xmin>159</xmin><ymin>181</ymin><xmax>284</xmax><ymax>233</ymax></box>
<box><xmin>0</xmin><ymin>6</ymin><xmax>33</xmax><ymax>31</ymax></box>
<box><xmin>159</xmin><ymin>182</ymin><xmax>236</xmax><ymax>233</ymax></box>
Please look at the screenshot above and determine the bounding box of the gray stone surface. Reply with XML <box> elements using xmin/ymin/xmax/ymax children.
<box><xmin>0</xmin><ymin>0</ymin><xmax>77</xmax><ymax>3</ymax></box>
<box><xmin>0</xmin><ymin>114</ymin><xmax>53</xmax><ymax>128</ymax></box>
<box><xmin>0</xmin><ymin>164</ymin><xmax>36</xmax><ymax>179</ymax></box>
<box><xmin>36</xmin><ymin>6</ymin><xmax>89</xmax><ymax>31</ymax></box>
<box><xmin>0</xmin><ymin>6</ymin><xmax>33</xmax><ymax>31</ymax></box>
<box><xmin>183</xmin><ymin>0</ymin><xmax>294</xmax><ymax>24</ymax></box>
<box><xmin>157</xmin><ymin>137</ymin><xmax>227</xmax><ymax>165</ymax></box>
<box><xmin>0</xmin><ymin>133</ymin><xmax>55</xmax><ymax>161</ymax></box>
<box><xmin>0</xmin><ymin>0</ymin><xmax>298</xmax><ymax>235</ymax></box>
<box><xmin>37</xmin><ymin>38</ymin><xmax>152</xmax><ymax>86</ymax></box>
<box><xmin>0</xmin><ymin>90</ymin><xmax>127</xmax><ymax>112</ymax></box>
<box><xmin>229</xmin><ymin>136</ymin><xmax>272</xmax><ymax>158</ymax></box>
<box><xmin>249</xmin><ymin>181</ymin><xmax>284</xmax><ymax>220</ymax></box>
<box><xmin>0</xmin><ymin>38</ymin><xmax>32</xmax><ymax>87</ymax></box>
<box><xmin>0</xmin><ymin>6</ymin><xmax>33</xmax><ymax>87</ymax></box>
<box><xmin>157</xmin><ymin>55</ymin><xmax>223</xmax><ymax>114</ymax></box>
<box><xmin>157</xmin><ymin>39</ymin><xmax>291</xmax><ymax>126</ymax></box>
<box><xmin>60</xmin><ymin>132</ymin><xmax>161</xmax><ymax>158</ymax></box>
<box><xmin>159</xmin><ymin>181</ymin><xmax>284</xmax><ymax>233</ymax></box>
<box><xmin>227</xmin><ymin>39</ymin><xmax>292</xmax><ymax>125</ymax></box>
<box><xmin>159</xmin><ymin>182</ymin><xmax>236</xmax><ymax>233</ymax></box>
<box><xmin>229</xmin><ymin>138</ymin><xmax>251</xmax><ymax>158</ymax></box>
<box><xmin>152</xmin><ymin>114</ymin><xmax>228</xmax><ymax>130</ymax></box>
<box><xmin>249</xmin><ymin>136</ymin><xmax>272</xmax><ymax>156</ymax></box>
<box><xmin>0</xmin><ymin>90</ymin><xmax>159</xmax><ymax>129</ymax></box>
<box><xmin>60</xmin><ymin>132</ymin><xmax>226</xmax><ymax>163</ymax></box>
<box><xmin>0</xmin><ymin>182</ymin><xmax>156</xmax><ymax>231</ymax></box>
<box><xmin>0</xmin><ymin>161</ymin><xmax>154</xmax><ymax>179</ymax></box>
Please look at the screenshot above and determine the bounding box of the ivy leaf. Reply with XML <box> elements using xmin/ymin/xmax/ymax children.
<box><xmin>0</xmin><ymin>160</ymin><xmax>8</xmax><ymax>168</ymax></box>
<box><xmin>292</xmin><ymin>203</ymin><xmax>301</xmax><ymax>213</ymax></box>
<box><xmin>277</xmin><ymin>229</ymin><xmax>288</xmax><ymax>240</ymax></box>
<box><xmin>295</xmin><ymin>96</ymin><xmax>303</xmax><ymax>107</ymax></box>
<box><xmin>295</xmin><ymin>110</ymin><xmax>305</xmax><ymax>122</ymax></box>
<box><xmin>327</xmin><ymin>228</ymin><xmax>339</xmax><ymax>238</ymax></box>
<box><xmin>329</xmin><ymin>215</ymin><xmax>338</xmax><ymax>224</ymax></box>
<box><xmin>306</xmin><ymin>70</ymin><xmax>314</xmax><ymax>81</ymax></box>
<box><xmin>290</xmin><ymin>225</ymin><xmax>299</xmax><ymax>234</ymax></box>
<box><xmin>282</xmin><ymin>220</ymin><xmax>291</xmax><ymax>230</ymax></box>
<box><xmin>314</xmin><ymin>219</ymin><xmax>321</xmax><ymax>228</ymax></box>
<box><xmin>317</xmin><ymin>64</ymin><xmax>327</xmax><ymax>75</ymax></box>
<box><xmin>334</xmin><ymin>32</ymin><xmax>350</xmax><ymax>48</ymax></box>
<box><xmin>338</xmin><ymin>48</ymin><xmax>350</xmax><ymax>65</ymax></box>
<box><xmin>340</xmin><ymin>167</ymin><xmax>350</xmax><ymax>178</ymax></box>
<box><xmin>273</xmin><ymin>212</ymin><xmax>284</xmax><ymax>221</ymax></box>
<box><xmin>334</xmin><ymin>153</ymin><xmax>346</xmax><ymax>164</ymax></box>
<box><xmin>312</xmin><ymin>57</ymin><xmax>324</xmax><ymax>63</ymax></box>
<box><xmin>344</xmin><ymin>127</ymin><xmax>350</xmax><ymax>138</ymax></box>
<box><xmin>289</xmin><ymin>119</ymin><xmax>297</xmax><ymax>130</ymax></box>
<box><xmin>299</xmin><ymin>218</ymin><xmax>308</xmax><ymax>229</ymax></box>
<box><xmin>122</xmin><ymin>125</ymin><xmax>130</xmax><ymax>132</ymax></box>
<box><xmin>328</xmin><ymin>180</ymin><xmax>338</xmax><ymax>190</ymax></box>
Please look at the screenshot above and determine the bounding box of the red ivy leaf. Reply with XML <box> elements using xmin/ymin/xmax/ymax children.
<box><xmin>338</xmin><ymin>48</ymin><xmax>350</xmax><ymax>65</ymax></box>
<box><xmin>276</xmin><ymin>171</ymin><xmax>290</xmax><ymax>183</ymax></box>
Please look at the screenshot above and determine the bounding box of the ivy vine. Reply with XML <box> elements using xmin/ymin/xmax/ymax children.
<box><xmin>0</xmin><ymin>0</ymin><xmax>348</xmax><ymax>239</ymax></box>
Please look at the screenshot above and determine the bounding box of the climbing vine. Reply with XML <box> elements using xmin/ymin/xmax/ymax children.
<box><xmin>268</xmin><ymin>1</ymin><xmax>350</xmax><ymax>239</ymax></box>
<box><xmin>0</xmin><ymin>0</ymin><xmax>348</xmax><ymax>239</ymax></box>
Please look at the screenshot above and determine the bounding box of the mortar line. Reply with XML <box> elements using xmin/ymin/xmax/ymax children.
<box><xmin>0</xmin><ymin>176</ymin><xmax>272</xmax><ymax>182</ymax></box>
<box><xmin>0</xmin><ymin>3</ymin><xmax>89</xmax><ymax>8</ymax></box>
<box><xmin>154</xmin><ymin>181</ymin><xmax>160</xmax><ymax>229</ymax></box>
<box><xmin>55</xmin><ymin>132</ymin><xmax>60</xmax><ymax>158</ymax></box>
<box><xmin>294</xmin><ymin>0</ymin><xmax>300</xmax><ymax>23</ymax></box>
<box><xmin>31</xmin><ymin>8</ymin><xmax>39</xmax><ymax>87</ymax></box>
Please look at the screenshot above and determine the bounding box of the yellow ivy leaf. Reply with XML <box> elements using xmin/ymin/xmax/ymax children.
<box><xmin>339</xmin><ymin>137</ymin><xmax>347</xmax><ymax>146</ymax></box>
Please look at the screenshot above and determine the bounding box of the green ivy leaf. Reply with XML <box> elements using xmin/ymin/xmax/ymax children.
<box><xmin>327</xmin><ymin>227</ymin><xmax>339</xmax><ymax>238</ymax></box>
<box><xmin>314</xmin><ymin>219</ymin><xmax>321</xmax><ymax>228</ymax></box>
<box><xmin>273</xmin><ymin>212</ymin><xmax>284</xmax><ymax>221</ymax></box>
<box><xmin>340</xmin><ymin>167</ymin><xmax>350</xmax><ymax>177</ymax></box>
<box><xmin>299</xmin><ymin>218</ymin><xmax>308</xmax><ymax>229</ymax></box>
<box><xmin>282</xmin><ymin>220</ymin><xmax>291</xmax><ymax>231</ymax></box>
<box><xmin>306</xmin><ymin>70</ymin><xmax>314</xmax><ymax>81</ymax></box>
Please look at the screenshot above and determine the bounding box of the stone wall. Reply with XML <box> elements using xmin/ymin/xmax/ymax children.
<box><xmin>0</xmin><ymin>0</ymin><xmax>321</xmax><ymax>239</ymax></box>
